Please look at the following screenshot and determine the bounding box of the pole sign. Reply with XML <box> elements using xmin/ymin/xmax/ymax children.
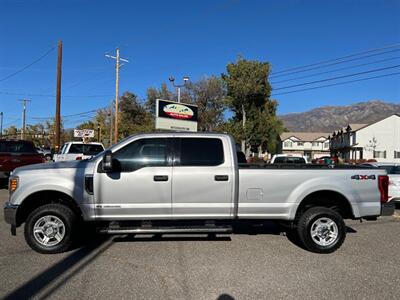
<box><xmin>74</xmin><ymin>129</ymin><xmax>94</xmax><ymax>138</ymax></box>
<box><xmin>155</xmin><ymin>99</ymin><xmax>198</xmax><ymax>132</ymax></box>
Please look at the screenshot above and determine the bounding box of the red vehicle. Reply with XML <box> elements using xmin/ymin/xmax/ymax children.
<box><xmin>0</xmin><ymin>140</ymin><xmax>44</xmax><ymax>180</ymax></box>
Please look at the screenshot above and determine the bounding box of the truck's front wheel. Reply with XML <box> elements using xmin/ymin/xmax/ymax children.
<box><xmin>296</xmin><ymin>206</ymin><xmax>346</xmax><ymax>254</ymax></box>
<box><xmin>24</xmin><ymin>204</ymin><xmax>78</xmax><ymax>254</ymax></box>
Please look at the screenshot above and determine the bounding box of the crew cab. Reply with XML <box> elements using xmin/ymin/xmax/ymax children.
<box><xmin>0</xmin><ymin>140</ymin><xmax>44</xmax><ymax>179</ymax></box>
<box><xmin>53</xmin><ymin>142</ymin><xmax>104</xmax><ymax>162</ymax></box>
<box><xmin>4</xmin><ymin>133</ymin><xmax>394</xmax><ymax>254</ymax></box>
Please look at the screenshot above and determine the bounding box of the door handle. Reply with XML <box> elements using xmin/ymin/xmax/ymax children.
<box><xmin>154</xmin><ymin>175</ymin><xmax>169</xmax><ymax>182</ymax></box>
<box><xmin>214</xmin><ymin>175</ymin><xmax>229</xmax><ymax>181</ymax></box>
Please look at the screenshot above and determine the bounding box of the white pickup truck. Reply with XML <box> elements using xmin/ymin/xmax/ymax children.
<box><xmin>53</xmin><ymin>142</ymin><xmax>104</xmax><ymax>162</ymax></box>
<box><xmin>4</xmin><ymin>132</ymin><xmax>394</xmax><ymax>254</ymax></box>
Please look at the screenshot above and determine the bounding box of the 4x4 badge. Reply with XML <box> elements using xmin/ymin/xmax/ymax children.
<box><xmin>351</xmin><ymin>175</ymin><xmax>376</xmax><ymax>180</ymax></box>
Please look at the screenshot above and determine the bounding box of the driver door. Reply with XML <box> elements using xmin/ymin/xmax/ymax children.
<box><xmin>94</xmin><ymin>138</ymin><xmax>172</xmax><ymax>219</ymax></box>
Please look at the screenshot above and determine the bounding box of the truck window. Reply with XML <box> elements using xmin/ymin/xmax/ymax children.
<box><xmin>380</xmin><ymin>165</ymin><xmax>400</xmax><ymax>174</ymax></box>
<box><xmin>179</xmin><ymin>138</ymin><xmax>224</xmax><ymax>166</ymax></box>
<box><xmin>113</xmin><ymin>138</ymin><xmax>168</xmax><ymax>172</ymax></box>
<box><xmin>82</xmin><ymin>144</ymin><xmax>104</xmax><ymax>155</ymax></box>
<box><xmin>68</xmin><ymin>144</ymin><xmax>84</xmax><ymax>154</ymax></box>
<box><xmin>237</xmin><ymin>151</ymin><xmax>247</xmax><ymax>164</ymax></box>
<box><xmin>60</xmin><ymin>144</ymin><xmax>67</xmax><ymax>154</ymax></box>
<box><xmin>0</xmin><ymin>141</ymin><xmax>37</xmax><ymax>153</ymax></box>
<box><xmin>273</xmin><ymin>157</ymin><xmax>286</xmax><ymax>164</ymax></box>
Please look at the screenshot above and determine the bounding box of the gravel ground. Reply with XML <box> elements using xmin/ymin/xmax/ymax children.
<box><xmin>0</xmin><ymin>189</ymin><xmax>399</xmax><ymax>300</ymax></box>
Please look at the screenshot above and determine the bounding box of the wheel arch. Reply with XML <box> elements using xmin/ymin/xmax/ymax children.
<box><xmin>16</xmin><ymin>190</ymin><xmax>83</xmax><ymax>227</ymax></box>
<box><xmin>294</xmin><ymin>190</ymin><xmax>355</xmax><ymax>221</ymax></box>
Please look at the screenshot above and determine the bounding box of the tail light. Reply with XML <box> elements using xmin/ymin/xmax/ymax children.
<box><xmin>378</xmin><ymin>175</ymin><xmax>389</xmax><ymax>203</ymax></box>
<box><xmin>76</xmin><ymin>156</ymin><xmax>82</xmax><ymax>160</ymax></box>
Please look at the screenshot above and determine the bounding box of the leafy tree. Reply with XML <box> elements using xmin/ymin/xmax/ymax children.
<box><xmin>118</xmin><ymin>91</ymin><xmax>154</xmax><ymax>138</ymax></box>
<box><xmin>222</xmin><ymin>57</ymin><xmax>282</xmax><ymax>154</ymax></box>
<box><xmin>3</xmin><ymin>125</ymin><xmax>19</xmax><ymax>139</ymax></box>
<box><xmin>185</xmin><ymin>76</ymin><xmax>226</xmax><ymax>131</ymax></box>
<box><xmin>145</xmin><ymin>82</ymin><xmax>174</xmax><ymax>115</ymax></box>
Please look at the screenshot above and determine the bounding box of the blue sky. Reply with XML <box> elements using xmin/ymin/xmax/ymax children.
<box><xmin>0</xmin><ymin>0</ymin><xmax>399</xmax><ymax>129</ymax></box>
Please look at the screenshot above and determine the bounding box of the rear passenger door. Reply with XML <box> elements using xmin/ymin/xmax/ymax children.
<box><xmin>171</xmin><ymin>137</ymin><xmax>234</xmax><ymax>218</ymax></box>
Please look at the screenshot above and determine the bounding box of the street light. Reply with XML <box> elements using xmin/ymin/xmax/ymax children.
<box><xmin>169</xmin><ymin>75</ymin><xmax>189</xmax><ymax>103</ymax></box>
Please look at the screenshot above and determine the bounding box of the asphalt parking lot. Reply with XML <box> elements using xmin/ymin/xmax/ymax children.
<box><xmin>0</xmin><ymin>188</ymin><xmax>399</xmax><ymax>300</ymax></box>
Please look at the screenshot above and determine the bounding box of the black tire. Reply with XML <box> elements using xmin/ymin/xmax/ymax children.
<box><xmin>296</xmin><ymin>206</ymin><xmax>346</xmax><ymax>254</ymax></box>
<box><xmin>44</xmin><ymin>154</ymin><xmax>52</xmax><ymax>162</ymax></box>
<box><xmin>24</xmin><ymin>204</ymin><xmax>78</xmax><ymax>254</ymax></box>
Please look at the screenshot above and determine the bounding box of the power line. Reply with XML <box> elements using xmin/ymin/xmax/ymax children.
<box><xmin>272</xmin><ymin>71</ymin><xmax>400</xmax><ymax>96</ymax></box>
<box><xmin>0</xmin><ymin>46</ymin><xmax>55</xmax><ymax>83</ymax></box>
<box><xmin>270</xmin><ymin>56</ymin><xmax>400</xmax><ymax>84</ymax></box>
<box><xmin>273</xmin><ymin>64</ymin><xmax>400</xmax><ymax>91</ymax></box>
<box><xmin>30</xmin><ymin>106</ymin><xmax>108</xmax><ymax>120</ymax></box>
<box><xmin>0</xmin><ymin>91</ymin><xmax>113</xmax><ymax>98</ymax></box>
<box><xmin>271</xmin><ymin>43</ymin><xmax>400</xmax><ymax>75</ymax></box>
<box><xmin>270</xmin><ymin>48</ymin><xmax>400</xmax><ymax>79</ymax></box>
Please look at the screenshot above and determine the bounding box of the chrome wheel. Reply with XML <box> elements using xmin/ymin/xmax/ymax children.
<box><xmin>33</xmin><ymin>215</ymin><xmax>66</xmax><ymax>247</ymax></box>
<box><xmin>310</xmin><ymin>217</ymin><xmax>338</xmax><ymax>247</ymax></box>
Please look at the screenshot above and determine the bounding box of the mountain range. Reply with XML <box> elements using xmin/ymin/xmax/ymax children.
<box><xmin>279</xmin><ymin>100</ymin><xmax>400</xmax><ymax>133</ymax></box>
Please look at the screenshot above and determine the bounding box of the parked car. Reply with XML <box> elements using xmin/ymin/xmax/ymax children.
<box><xmin>270</xmin><ymin>154</ymin><xmax>308</xmax><ymax>164</ymax></box>
<box><xmin>0</xmin><ymin>140</ymin><xmax>44</xmax><ymax>180</ymax></box>
<box><xmin>361</xmin><ymin>162</ymin><xmax>400</xmax><ymax>203</ymax></box>
<box><xmin>53</xmin><ymin>142</ymin><xmax>105</xmax><ymax>162</ymax></box>
<box><xmin>4</xmin><ymin>132</ymin><xmax>393</xmax><ymax>254</ymax></box>
<box><xmin>312</xmin><ymin>156</ymin><xmax>337</xmax><ymax>165</ymax></box>
<box><xmin>36</xmin><ymin>147</ymin><xmax>53</xmax><ymax>162</ymax></box>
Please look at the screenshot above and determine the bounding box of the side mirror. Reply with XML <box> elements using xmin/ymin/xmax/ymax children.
<box><xmin>102</xmin><ymin>150</ymin><xmax>114</xmax><ymax>172</ymax></box>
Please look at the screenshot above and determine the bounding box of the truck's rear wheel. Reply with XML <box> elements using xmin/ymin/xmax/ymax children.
<box><xmin>24</xmin><ymin>204</ymin><xmax>77</xmax><ymax>254</ymax></box>
<box><xmin>296</xmin><ymin>206</ymin><xmax>346</xmax><ymax>254</ymax></box>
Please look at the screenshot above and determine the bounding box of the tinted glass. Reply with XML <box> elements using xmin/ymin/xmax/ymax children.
<box><xmin>273</xmin><ymin>157</ymin><xmax>286</xmax><ymax>163</ymax></box>
<box><xmin>114</xmin><ymin>138</ymin><xmax>168</xmax><ymax>172</ymax></box>
<box><xmin>287</xmin><ymin>157</ymin><xmax>306</xmax><ymax>164</ymax></box>
<box><xmin>82</xmin><ymin>144</ymin><xmax>104</xmax><ymax>155</ymax></box>
<box><xmin>69</xmin><ymin>144</ymin><xmax>84</xmax><ymax>154</ymax></box>
<box><xmin>273</xmin><ymin>157</ymin><xmax>305</xmax><ymax>164</ymax></box>
<box><xmin>180</xmin><ymin>138</ymin><xmax>224</xmax><ymax>166</ymax></box>
<box><xmin>60</xmin><ymin>144</ymin><xmax>67</xmax><ymax>154</ymax></box>
<box><xmin>0</xmin><ymin>141</ymin><xmax>37</xmax><ymax>153</ymax></box>
<box><xmin>380</xmin><ymin>165</ymin><xmax>400</xmax><ymax>174</ymax></box>
<box><xmin>237</xmin><ymin>151</ymin><xmax>247</xmax><ymax>163</ymax></box>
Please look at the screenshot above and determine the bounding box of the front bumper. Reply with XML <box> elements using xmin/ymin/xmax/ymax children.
<box><xmin>4</xmin><ymin>202</ymin><xmax>18</xmax><ymax>235</ymax></box>
<box><xmin>381</xmin><ymin>201</ymin><xmax>396</xmax><ymax>216</ymax></box>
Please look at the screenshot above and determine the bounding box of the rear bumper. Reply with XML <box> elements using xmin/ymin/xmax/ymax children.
<box><xmin>4</xmin><ymin>202</ymin><xmax>18</xmax><ymax>235</ymax></box>
<box><xmin>381</xmin><ymin>201</ymin><xmax>395</xmax><ymax>216</ymax></box>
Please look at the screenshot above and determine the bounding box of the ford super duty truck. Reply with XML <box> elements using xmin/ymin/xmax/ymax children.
<box><xmin>4</xmin><ymin>132</ymin><xmax>394</xmax><ymax>254</ymax></box>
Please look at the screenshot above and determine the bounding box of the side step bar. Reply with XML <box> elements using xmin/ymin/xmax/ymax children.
<box><xmin>98</xmin><ymin>226</ymin><xmax>233</xmax><ymax>235</ymax></box>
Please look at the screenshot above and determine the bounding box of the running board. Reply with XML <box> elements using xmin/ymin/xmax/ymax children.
<box><xmin>98</xmin><ymin>226</ymin><xmax>233</xmax><ymax>235</ymax></box>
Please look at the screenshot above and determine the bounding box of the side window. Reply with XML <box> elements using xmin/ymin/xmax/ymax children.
<box><xmin>113</xmin><ymin>138</ymin><xmax>168</xmax><ymax>172</ymax></box>
<box><xmin>179</xmin><ymin>138</ymin><xmax>224</xmax><ymax>166</ymax></box>
<box><xmin>60</xmin><ymin>144</ymin><xmax>68</xmax><ymax>154</ymax></box>
<box><xmin>392</xmin><ymin>166</ymin><xmax>400</xmax><ymax>174</ymax></box>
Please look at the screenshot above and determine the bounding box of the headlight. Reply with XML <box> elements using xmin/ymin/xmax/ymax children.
<box><xmin>9</xmin><ymin>176</ymin><xmax>19</xmax><ymax>193</ymax></box>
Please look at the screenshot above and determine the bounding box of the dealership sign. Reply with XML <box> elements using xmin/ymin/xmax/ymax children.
<box><xmin>155</xmin><ymin>99</ymin><xmax>198</xmax><ymax>132</ymax></box>
<box><xmin>74</xmin><ymin>129</ymin><xmax>94</xmax><ymax>138</ymax></box>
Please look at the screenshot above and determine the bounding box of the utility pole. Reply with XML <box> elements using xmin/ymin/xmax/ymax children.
<box><xmin>97</xmin><ymin>123</ymin><xmax>101</xmax><ymax>142</ymax></box>
<box><xmin>18</xmin><ymin>99</ymin><xmax>31</xmax><ymax>140</ymax></box>
<box><xmin>106</xmin><ymin>48</ymin><xmax>129</xmax><ymax>144</ymax></box>
<box><xmin>241</xmin><ymin>104</ymin><xmax>246</xmax><ymax>153</ymax></box>
<box><xmin>55</xmin><ymin>41</ymin><xmax>63</xmax><ymax>151</ymax></box>
<box><xmin>109</xmin><ymin>105</ymin><xmax>113</xmax><ymax>147</ymax></box>
<box><xmin>0</xmin><ymin>112</ymin><xmax>3</xmax><ymax>138</ymax></box>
